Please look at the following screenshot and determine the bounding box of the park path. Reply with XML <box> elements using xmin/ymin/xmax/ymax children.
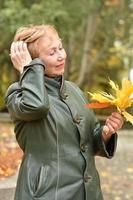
<box><xmin>96</xmin><ymin>130</ymin><xmax>133</xmax><ymax>200</ymax></box>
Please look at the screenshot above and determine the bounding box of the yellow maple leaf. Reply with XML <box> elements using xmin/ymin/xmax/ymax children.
<box><xmin>122</xmin><ymin>111</ymin><xmax>133</xmax><ymax>125</ymax></box>
<box><xmin>86</xmin><ymin>79</ymin><xmax>133</xmax><ymax>124</ymax></box>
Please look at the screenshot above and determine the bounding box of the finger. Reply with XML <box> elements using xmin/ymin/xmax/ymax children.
<box><xmin>23</xmin><ymin>42</ymin><xmax>30</xmax><ymax>55</ymax></box>
<box><xmin>108</xmin><ymin>114</ymin><xmax>124</xmax><ymax>127</ymax></box>
<box><xmin>10</xmin><ymin>41</ymin><xmax>19</xmax><ymax>54</ymax></box>
<box><xmin>22</xmin><ymin>42</ymin><xmax>28</xmax><ymax>51</ymax></box>
<box><xmin>110</xmin><ymin>121</ymin><xmax>119</xmax><ymax>130</ymax></box>
<box><xmin>17</xmin><ymin>41</ymin><xmax>25</xmax><ymax>52</ymax></box>
<box><xmin>10</xmin><ymin>42</ymin><xmax>16</xmax><ymax>55</ymax></box>
<box><xmin>111</xmin><ymin>112</ymin><xmax>124</xmax><ymax>123</ymax></box>
<box><xmin>111</xmin><ymin>112</ymin><xmax>121</xmax><ymax>118</ymax></box>
<box><xmin>103</xmin><ymin>125</ymin><xmax>110</xmax><ymax>135</ymax></box>
<box><xmin>106</xmin><ymin>122</ymin><xmax>116</xmax><ymax>134</ymax></box>
<box><xmin>107</xmin><ymin>117</ymin><xmax>122</xmax><ymax>128</ymax></box>
<box><xmin>10</xmin><ymin>44</ymin><xmax>21</xmax><ymax>65</ymax></box>
<box><xmin>15</xmin><ymin>41</ymin><xmax>23</xmax><ymax>53</ymax></box>
<box><xmin>106</xmin><ymin>117</ymin><xmax>122</xmax><ymax>132</ymax></box>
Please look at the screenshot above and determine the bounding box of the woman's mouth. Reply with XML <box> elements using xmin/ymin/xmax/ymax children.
<box><xmin>56</xmin><ymin>63</ymin><xmax>65</xmax><ymax>68</ymax></box>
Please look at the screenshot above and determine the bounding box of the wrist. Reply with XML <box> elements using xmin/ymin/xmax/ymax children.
<box><xmin>19</xmin><ymin>68</ymin><xmax>24</xmax><ymax>74</ymax></box>
<box><xmin>102</xmin><ymin>129</ymin><xmax>113</xmax><ymax>143</ymax></box>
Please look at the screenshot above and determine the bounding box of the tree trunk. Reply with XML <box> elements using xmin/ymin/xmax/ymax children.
<box><xmin>65</xmin><ymin>35</ymin><xmax>75</xmax><ymax>79</ymax></box>
<box><xmin>76</xmin><ymin>12</ymin><xmax>98</xmax><ymax>87</ymax></box>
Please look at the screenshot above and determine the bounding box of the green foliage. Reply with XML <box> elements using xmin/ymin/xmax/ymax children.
<box><xmin>0</xmin><ymin>0</ymin><xmax>132</xmax><ymax>114</ymax></box>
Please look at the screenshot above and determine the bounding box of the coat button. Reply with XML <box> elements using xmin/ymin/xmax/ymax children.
<box><xmin>84</xmin><ymin>175</ymin><xmax>92</xmax><ymax>183</ymax></box>
<box><xmin>73</xmin><ymin>115</ymin><xmax>81</xmax><ymax>124</ymax></box>
<box><xmin>80</xmin><ymin>144</ymin><xmax>88</xmax><ymax>152</ymax></box>
<box><xmin>61</xmin><ymin>93</ymin><xmax>68</xmax><ymax>100</ymax></box>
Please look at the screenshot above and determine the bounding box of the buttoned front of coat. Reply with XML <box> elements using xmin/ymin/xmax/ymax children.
<box><xmin>5</xmin><ymin>59</ymin><xmax>117</xmax><ymax>200</ymax></box>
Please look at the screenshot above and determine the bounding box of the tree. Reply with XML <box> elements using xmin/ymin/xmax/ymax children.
<box><xmin>0</xmin><ymin>0</ymin><xmax>132</xmax><ymax>112</ymax></box>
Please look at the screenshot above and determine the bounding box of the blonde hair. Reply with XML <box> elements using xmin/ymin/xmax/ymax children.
<box><xmin>14</xmin><ymin>24</ymin><xmax>58</xmax><ymax>58</ymax></box>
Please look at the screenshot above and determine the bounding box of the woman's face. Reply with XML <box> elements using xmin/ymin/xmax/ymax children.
<box><xmin>36</xmin><ymin>32</ymin><xmax>67</xmax><ymax>77</ymax></box>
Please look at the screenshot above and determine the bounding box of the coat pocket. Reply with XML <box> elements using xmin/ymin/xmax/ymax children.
<box><xmin>33</xmin><ymin>165</ymin><xmax>49</xmax><ymax>198</ymax></box>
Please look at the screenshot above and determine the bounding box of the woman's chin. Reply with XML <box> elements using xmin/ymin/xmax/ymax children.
<box><xmin>56</xmin><ymin>69</ymin><xmax>65</xmax><ymax>76</ymax></box>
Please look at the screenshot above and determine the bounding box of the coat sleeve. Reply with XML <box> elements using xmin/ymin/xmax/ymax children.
<box><xmin>68</xmin><ymin>81</ymin><xmax>117</xmax><ymax>158</ymax></box>
<box><xmin>92</xmin><ymin>120</ymin><xmax>117</xmax><ymax>158</ymax></box>
<box><xmin>5</xmin><ymin>58</ymin><xmax>49</xmax><ymax>121</ymax></box>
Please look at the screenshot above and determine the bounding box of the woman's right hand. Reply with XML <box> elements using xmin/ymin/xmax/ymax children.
<box><xmin>10</xmin><ymin>41</ymin><xmax>32</xmax><ymax>74</ymax></box>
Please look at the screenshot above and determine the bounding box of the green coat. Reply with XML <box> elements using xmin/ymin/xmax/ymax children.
<box><xmin>5</xmin><ymin>59</ymin><xmax>117</xmax><ymax>200</ymax></box>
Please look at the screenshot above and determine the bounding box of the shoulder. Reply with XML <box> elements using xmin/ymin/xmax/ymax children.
<box><xmin>65</xmin><ymin>80</ymin><xmax>81</xmax><ymax>91</ymax></box>
<box><xmin>65</xmin><ymin>80</ymin><xmax>88</xmax><ymax>103</ymax></box>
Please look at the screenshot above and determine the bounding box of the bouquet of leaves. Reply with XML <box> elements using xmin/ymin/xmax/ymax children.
<box><xmin>86</xmin><ymin>79</ymin><xmax>133</xmax><ymax>125</ymax></box>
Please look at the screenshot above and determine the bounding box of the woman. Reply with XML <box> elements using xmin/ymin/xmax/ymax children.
<box><xmin>5</xmin><ymin>25</ymin><xmax>123</xmax><ymax>200</ymax></box>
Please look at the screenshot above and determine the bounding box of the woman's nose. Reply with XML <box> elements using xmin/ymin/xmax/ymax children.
<box><xmin>58</xmin><ymin>56</ymin><xmax>63</xmax><ymax>61</ymax></box>
<box><xmin>58</xmin><ymin>54</ymin><xmax>63</xmax><ymax>60</ymax></box>
<box><xmin>57</xmin><ymin>50</ymin><xmax>66</xmax><ymax>61</ymax></box>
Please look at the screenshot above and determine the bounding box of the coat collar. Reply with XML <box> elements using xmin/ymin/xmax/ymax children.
<box><xmin>45</xmin><ymin>75</ymin><xmax>66</xmax><ymax>98</ymax></box>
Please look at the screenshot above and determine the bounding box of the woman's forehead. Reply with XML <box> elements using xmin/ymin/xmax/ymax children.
<box><xmin>37</xmin><ymin>34</ymin><xmax>62</xmax><ymax>50</ymax></box>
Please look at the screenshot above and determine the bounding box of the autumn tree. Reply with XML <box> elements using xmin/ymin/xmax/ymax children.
<box><xmin>0</xmin><ymin>0</ymin><xmax>132</xmax><ymax>111</ymax></box>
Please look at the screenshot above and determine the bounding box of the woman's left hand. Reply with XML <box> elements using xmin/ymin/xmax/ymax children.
<box><xmin>102</xmin><ymin>112</ymin><xmax>124</xmax><ymax>138</ymax></box>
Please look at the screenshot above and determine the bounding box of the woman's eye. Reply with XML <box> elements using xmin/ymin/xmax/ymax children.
<box><xmin>59</xmin><ymin>46</ymin><xmax>63</xmax><ymax>50</ymax></box>
<box><xmin>49</xmin><ymin>51</ymin><xmax>55</xmax><ymax>56</ymax></box>
<box><xmin>49</xmin><ymin>46</ymin><xmax>63</xmax><ymax>56</ymax></box>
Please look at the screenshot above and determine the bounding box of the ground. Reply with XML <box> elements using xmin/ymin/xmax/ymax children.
<box><xmin>0</xmin><ymin>123</ymin><xmax>22</xmax><ymax>178</ymax></box>
<box><xmin>96</xmin><ymin>130</ymin><xmax>133</xmax><ymax>200</ymax></box>
<box><xmin>0</xmin><ymin>122</ymin><xmax>133</xmax><ymax>199</ymax></box>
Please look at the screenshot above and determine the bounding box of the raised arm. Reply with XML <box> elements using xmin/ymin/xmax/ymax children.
<box><xmin>5</xmin><ymin>42</ymin><xmax>49</xmax><ymax>121</ymax></box>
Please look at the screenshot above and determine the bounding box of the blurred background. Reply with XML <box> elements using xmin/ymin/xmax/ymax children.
<box><xmin>0</xmin><ymin>0</ymin><xmax>133</xmax><ymax>199</ymax></box>
<box><xmin>0</xmin><ymin>0</ymin><xmax>133</xmax><ymax>112</ymax></box>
